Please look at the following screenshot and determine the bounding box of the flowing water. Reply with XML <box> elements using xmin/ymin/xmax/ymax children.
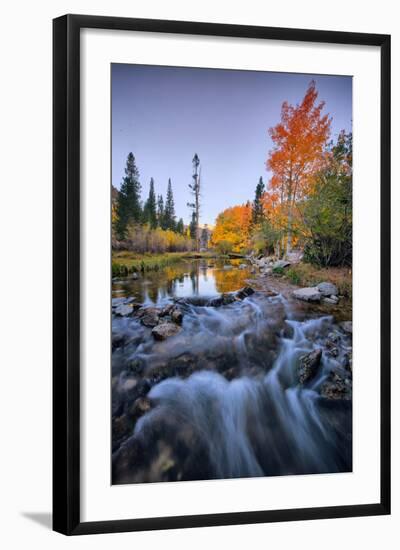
<box><xmin>112</xmin><ymin>259</ymin><xmax>352</xmax><ymax>484</ymax></box>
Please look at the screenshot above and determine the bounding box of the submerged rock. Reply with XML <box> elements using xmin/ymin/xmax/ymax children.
<box><xmin>317</xmin><ymin>282</ymin><xmax>339</xmax><ymax>297</ymax></box>
<box><xmin>298</xmin><ymin>348</ymin><xmax>322</xmax><ymax>384</ymax></box>
<box><xmin>152</xmin><ymin>322</ymin><xmax>182</xmax><ymax>341</ymax></box>
<box><xmin>115</xmin><ymin>304</ymin><xmax>134</xmax><ymax>316</ymax></box>
<box><xmin>293</xmin><ymin>287</ymin><xmax>321</xmax><ymax>302</ymax></box>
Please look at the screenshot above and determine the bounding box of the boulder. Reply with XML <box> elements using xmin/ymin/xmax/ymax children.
<box><xmin>340</xmin><ymin>321</ymin><xmax>353</xmax><ymax>334</ymax></box>
<box><xmin>293</xmin><ymin>287</ymin><xmax>322</xmax><ymax>302</ymax></box>
<box><xmin>223</xmin><ymin>265</ymin><xmax>233</xmax><ymax>270</ymax></box>
<box><xmin>317</xmin><ymin>282</ymin><xmax>339</xmax><ymax>297</ymax></box>
<box><xmin>238</xmin><ymin>263</ymin><xmax>248</xmax><ymax>270</ymax></box>
<box><xmin>207</xmin><ymin>294</ymin><xmax>237</xmax><ymax>307</ymax></box>
<box><xmin>171</xmin><ymin>307</ymin><xmax>183</xmax><ymax>324</ymax></box>
<box><xmin>132</xmin><ymin>272</ymin><xmax>139</xmax><ymax>280</ymax></box>
<box><xmin>298</xmin><ymin>348</ymin><xmax>322</xmax><ymax>384</ymax></box>
<box><xmin>115</xmin><ymin>304</ymin><xmax>134</xmax><ymax>316</ymax></box>
<box><xmin>136</xmin><ymin>307</ymin><xmax>161</xmax><ymax>327</ymax></box>
<box><xmin>152</xmin><ymin>322</ymin><xmax>181</xmax><ymax>341</ymax></box>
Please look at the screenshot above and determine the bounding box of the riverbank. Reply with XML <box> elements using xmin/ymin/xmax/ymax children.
<box><xmin>112</xmin><ymin>250</ymin><xmax>229</xmax><ymax>276</ymax></box>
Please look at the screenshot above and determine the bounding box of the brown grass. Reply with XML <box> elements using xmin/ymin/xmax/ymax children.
<box><xmin>284</xmin><ymin>263</ymin><xmax>352</xmax><ymax>299</ymax></box>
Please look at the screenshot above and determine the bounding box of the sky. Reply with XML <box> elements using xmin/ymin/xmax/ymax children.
<box><xmin>112</xmin><ymin>64</ymin><xmax>352</xmax><ymax>226</ymax></box>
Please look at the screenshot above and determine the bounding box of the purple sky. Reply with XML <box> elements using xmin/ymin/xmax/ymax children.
<box><xmin>112</xmin><ymin>64</ymin><xmax>352</xmax><ymax>226</ymax></box>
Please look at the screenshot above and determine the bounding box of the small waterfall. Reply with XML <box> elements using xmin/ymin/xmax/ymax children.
<box><xmin>112</xmin><ymin>289</ymin><xmax>352</xmax><ymax>484</ymax></box>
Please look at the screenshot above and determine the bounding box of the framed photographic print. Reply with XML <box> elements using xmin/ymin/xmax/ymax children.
<box><xmin>53</xmin><ymin>14</ymin><xmax>391</xmax><ymax>535</ymax></box>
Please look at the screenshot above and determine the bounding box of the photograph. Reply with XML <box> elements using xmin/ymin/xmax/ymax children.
<box><xmin>110</xmin><ymin>63</ymin><xmax>353</xmax><ymax>485</ymax></box>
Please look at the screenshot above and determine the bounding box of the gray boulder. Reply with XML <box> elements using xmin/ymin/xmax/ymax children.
<box><xmin>317</xmin><ymin>282</ymin><xmax>338</xmax><ymax>297</ymax></box>
<box><xmin>152</xmin><ymin>322</ymin><xmax>181</xmax><ymax>341</ymax></box>
<box><xmin>114</xmin><ymin>304</ymin><xmax>134</xmax><ymax>316</ymax></box>
<box><xmin>293</xmin><ymin>287</ymin><xmax>321</xmax><ymax>302</ymax></box>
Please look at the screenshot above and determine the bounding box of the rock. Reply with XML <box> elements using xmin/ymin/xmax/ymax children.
<box><xmin>342</xmin><ymin>352</ymin><xmax>352</xmax><ymax>371</ymax></box>
<box><xmin>207</xmin><ymin>294</ymin><xmax>236</xmax><ymax>307</ymax></box>
<box><xmin>152</xmin><ymin>322</ymin><xmax>181</xmax><ymax>340</ymax></box>
<box><xmin>293</xmin><ymin>287</ymin><xmax>322</xmax><ymax>302</ymax></box>
<box><xmin>128</xmin><ymin>396</ymin><xmax>151</xmax><ymax>419</ymax></box>
<box><xmin>123</xmin><ymin>296</ymin><xmax>136</xmax><ymax>305</ymax></box>
<box><xmin>137</xmin><ymin>307</ymin><xmax>161</xmax><ymax>327</ymax></box>
<box><xmin>115</xmin><ymin>304</ymin><xmax>134</xmax><ymax>316</ymax></box>
<box><xmin>298</xmin><ymin>348</ymin><xmax>322</xmax><ymax>384</ymax></box>
<box><xmin>327</xmin><ymin>346</ymin><xmax>339</xmax><ymax>357</ymax></box>
<box><xmin>340</xmin><ymin>321</ymin><xmax>352</xmax><ymax>334</ymax></box>
<box><xmin>235</xmin><ymin>286</ymin><xmax>255</xmax><ymax>299</ymax></box>
<box><xmin>273</xmin><ymin>260</ymin><xmax>291</xmax><ymax>269</ymax></box>
<box><xmin>132</xmin><ymin>272</ymin><xmax>139</xmax><ymax>280</ymax></box>
<box><xmin>261</xmin><ymin>267</ymin><xmax>273</xmax><ymax>276</ymax></box>
<box><xmin>112</xmin><ymin>297</ymin><xmax>126</xmax><ymax>307</ymax></box>
<box><xmin>320</xmin><ymin>369</ymin><xmax>352</xmax><ymax>400</ymax></box>
<box><xmin>327</xmin><ymin>331</ymin><xmax>340</xmax><ymax>344</ymax></box>
<box><xmin>171</xmin><ymin>307</ymin><xmax>183</xmax><ymax>324</ymax></box>
<box><xmin>263</xmin><ymin>289</ymin><xmax>279</xmax><ymax>297</ymax></box>
<box><xmin>329</xmin><ymin>295</ymin><xmax>339</xmax><ymax>303</ymax></box>
<box><xmin>286</xmin><ymin>250</ymin><xmax>303</xmax><ymax>263</ymax></box>
<box><xmin>112</xmin><ymin>332</ymin><xmax>126</xmax><ymax>350</ymax></box>
<box><xmin>160</xmin><ymin>303</ymin><xmax>175</xmax><ymax>316</ymax></box>
<box><xmin>239</xmin><ymin>263</ymin><xmax>248</xmax><ymax>269</ymax></box>
<box><xmin>322</xmin><ymin>297</ymin><xmax>337</xmax><ymax>305</ymax></box>
<box><xmin>223</xmin><ymin>265</ymin><xmax>233</xmax><ymax>270</ymax></box>
<box><xmin>317</xmin><ymin>282</ymin><xmax>338</xmax><ymax>297</ymax></box>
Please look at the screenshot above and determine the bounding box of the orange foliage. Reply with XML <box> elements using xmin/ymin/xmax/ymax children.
<box><xmin>266</xmin><ymin>81</ymin><xmax>331</xmax><ymax>253</ymax></box>
<box><xmin>267</xmin><ymin>80</ymin><xmax>331</xmax><ymax>202</ymax></box>
<box><xmin>211</xmin><ymin>203</ymin><xmax>252</xmax><ymax>253</ymax></box>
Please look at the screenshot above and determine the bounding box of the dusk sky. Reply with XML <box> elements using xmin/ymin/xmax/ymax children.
<box><xmin>112</xmin><ymin>64</ymin><xmax>352</xmax><ymax>226</ymax></box>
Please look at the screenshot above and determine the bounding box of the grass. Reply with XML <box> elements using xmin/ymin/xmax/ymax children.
<box><xmin>283</xmin><ymin>263</ymin><xmax>352</xmax><ymax>299</ymax></box>
<box><xmin>111</xmin><ymin>250</ymin><xmax>223</xmax><ymax>277</ymax></box>
<box><xmin>112</xmin><ymin>251</ymin><xmax>189</xmax><ymax>276</ymax></box>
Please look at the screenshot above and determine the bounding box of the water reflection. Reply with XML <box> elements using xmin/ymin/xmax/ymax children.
<box><xmin>112</xmin><ymin>259</ymin><xmax>252</xmax><ymax>305</ymax></box>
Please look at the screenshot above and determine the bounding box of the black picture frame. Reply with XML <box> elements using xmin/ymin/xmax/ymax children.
<box><xmin>53</xmin><ymin>14</ymin><xmax>391</xmax><ymax>535</ymax></box>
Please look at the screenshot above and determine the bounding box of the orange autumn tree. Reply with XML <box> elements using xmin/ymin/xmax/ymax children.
<box><xmin>267</xmin><ymin>80</ymin><xmax>331</xmax><ymax>255</ymax></box>
<box><xmin>211</xmin><ymin>203</ymin><xmax>252</xmax><ymax>253</ymax></box>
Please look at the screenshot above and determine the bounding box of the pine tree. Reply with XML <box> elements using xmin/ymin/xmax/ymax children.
<box><xmin>143</xmin><ymin>177</ymin><xmax>157</xmax><ymax>228</ymax></box>
<box><xmin>157</xmin><ymin>194</ymin><xmax>165</xmax><ymax>229</ymax></box>
<box><xmin>176</xmin><ymin>218</ymin><xmax>184</xmax><ymax>234</ymax></box>
<box><xmin>115</xmin><ymin>152</ymin><xmax>142</xmax><ymax>239</ymax></box>
<box><xmin>252</xmin><ymin>176</ymin><xmax>265</xmax><ymax>226</ymax></box>
<box><xmin>164</xmin><ymin>178</ymin><xmax>176</xmax><ymax>230</ymax></box>
<box><xmin>187</xmin><ymin>154</ymin><xmax>201</xmax><ymax>250</ymax></box>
